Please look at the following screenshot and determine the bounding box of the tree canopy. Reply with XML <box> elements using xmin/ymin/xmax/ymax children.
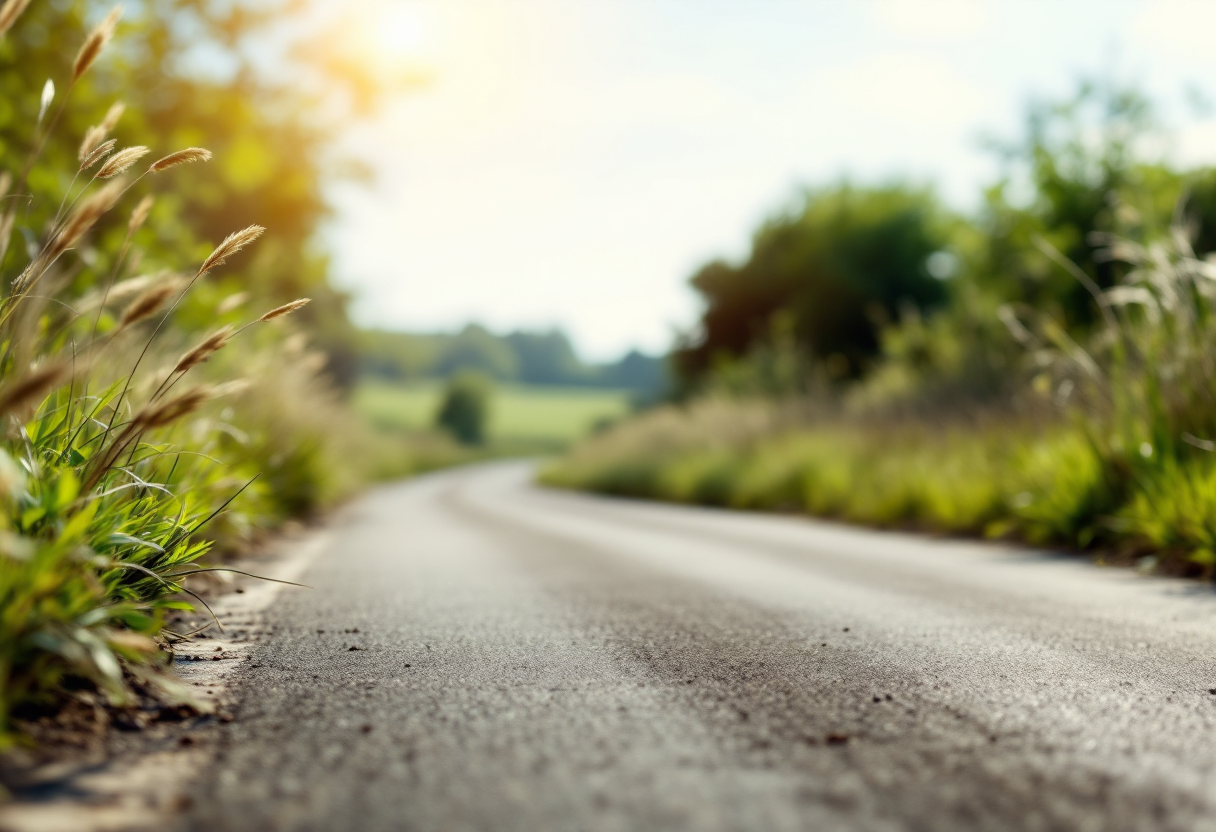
<box><xmin>674</xmin><ymin>184</ymin><xmax>953</xmax><ymax>383</ymax></box>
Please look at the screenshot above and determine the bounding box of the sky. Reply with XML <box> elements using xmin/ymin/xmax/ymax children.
<box><xmin>322</xmin><ymin>0</ymin><xmax>1216</xmax><ymax>361</ymax></box>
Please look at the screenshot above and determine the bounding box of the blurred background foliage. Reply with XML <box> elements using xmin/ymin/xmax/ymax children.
<box><xmin>672</xmin><ymin>183</ymin><xmax>953</xmax><ymax>385</ymax></box>
<box><xmin>667</xmin><ymin>77</ymin><xmax>1216</xmax><ymax>404</ymax></box>
<box><xmin>0</xmin><ymin>0</ymin><xmax>360</xmax><ymax>385</ymax></box>
<box><xmin>550</xmin><ymin>75</ymin><xmax>1216</xmax><ymax>578</ymax></box>
<box><xmin>359</xmin><ymin>325</ymin><xmax>666</xmax><ymax>392</ymax></box>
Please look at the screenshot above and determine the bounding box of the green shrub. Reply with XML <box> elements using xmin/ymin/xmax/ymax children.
<box><xmin>435</xmin><ymin>371</ymin><xmax>492</xmax><ymax>445</ymax></box>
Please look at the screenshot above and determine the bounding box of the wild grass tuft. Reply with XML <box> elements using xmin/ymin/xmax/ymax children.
<box><xmin>0</xmin><ymin>4</ymin><xmax>349</xmax><ymax>747</ymax></box>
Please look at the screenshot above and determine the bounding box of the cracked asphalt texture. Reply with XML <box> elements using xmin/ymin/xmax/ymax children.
<box><xmin>179</xmin><ymin>461</ymin><xmax>1216</xmax><ymax>832</ymax></box>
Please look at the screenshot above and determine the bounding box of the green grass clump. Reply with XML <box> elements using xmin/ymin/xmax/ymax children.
<box><xmin>544</xmin><ymin>408</ymin><xmax>1079</xmax><ymax>541</ymax></box>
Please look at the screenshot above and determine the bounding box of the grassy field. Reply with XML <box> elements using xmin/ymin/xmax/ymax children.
<box><xmin>354</xmin><ymin>380</ymin><xmax>633</xmax><ymax>447</ymax></box>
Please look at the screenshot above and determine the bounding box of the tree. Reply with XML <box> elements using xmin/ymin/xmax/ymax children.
<box><xmin>674</xmin><ymin>183</ymin><xmax>952</xmax><ymax>384</ymax></box>
<box><xmin>436</xmin><ymin>371</ymin><xmax>492</xmax><ymax>445</ymax></box>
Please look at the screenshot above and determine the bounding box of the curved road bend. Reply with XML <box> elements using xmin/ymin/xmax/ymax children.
<box><xmin>181</xmin><ymin>461</ymin><xmax>1216</xmax><ymax>832</ymax></box>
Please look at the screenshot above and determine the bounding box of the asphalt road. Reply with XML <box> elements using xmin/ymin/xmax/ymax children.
<box><xmin>179</xmin><ymin>461</ymin><xmax>1216</xmax><ymax>832</ymax></box>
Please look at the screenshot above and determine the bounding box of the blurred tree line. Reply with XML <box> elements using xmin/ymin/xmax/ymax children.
<box><xmin>674</xmin><ymin>79</ymin><xmax>1216</xmax><ymax>403</ymax></box>
<box><xmin>0</xmin><ymin>0</ymin><xmax>367</xmax><ymax>385</ymax></box>
<box><xmin>359</xmin><ymin>324</ymin><xmax>667</xmax><ymax>392</ymax></box>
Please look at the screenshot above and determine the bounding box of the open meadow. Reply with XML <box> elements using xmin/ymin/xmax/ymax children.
<box><xmin>355</xmin><ymin>380</ymin><xmax>633</xmax><ymax>449</ymax></box>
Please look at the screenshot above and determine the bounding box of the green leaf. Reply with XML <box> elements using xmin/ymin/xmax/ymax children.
<box><xmin>107</xmin><ymin>533</ymin><xmax>165</xmax><ymax>554</ymax></box>
<box><xmin>20</xmin><ymin>506</ymin><xmax>45</xmax><ymax>529</ymax></box>
<box><xmin>55</xmin><ymin>469</ymin><xmax>79</xmax><ymax>509</ymax></box>
<box><xmin>61</xmin><ymin>500</ymin><xmax>98</xmax><ymax>542</ymax></box>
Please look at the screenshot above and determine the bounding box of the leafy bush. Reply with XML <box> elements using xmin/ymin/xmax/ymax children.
<box><xmin>673</xmin><ymin>184</ymin><xmax>953</xmax><ymax>386</ymax></box>
<box><xmin>435</xmin><ymin>371</ymin><xmax>492</xmax><ymax>445</ymax></box>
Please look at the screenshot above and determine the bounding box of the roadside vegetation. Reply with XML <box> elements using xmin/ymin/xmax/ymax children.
<box><xmin>0</xmin><ymin>1</ymin><xmax>448</xmax><ymax>750</ymax></box>
<box><xmin>545</xmin><ymin>80</ymin><xmax>1216</xmax><ymax>577</ymax></box>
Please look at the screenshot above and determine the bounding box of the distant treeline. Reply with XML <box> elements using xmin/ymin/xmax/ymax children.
<box><xmin>358</xmin><ymin>325</ymin><xmax>667</xmax><ymax>391</ymax></box>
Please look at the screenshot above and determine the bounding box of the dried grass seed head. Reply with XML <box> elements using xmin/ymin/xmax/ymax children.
<box><xmin>0</xmin><ymin>362</ymin><xmax>69</xmax><ymax>417</ymax></box>
<box><xmin>80</xmin><ymin>138</ymin><xmax>116</xmax><ymax>171</ymax></box>
<box><xmin>38</xmin><ymin>79</ymin><xmax>54</xmax><ymax>122</ymax></box>
<box><xmin>119</xmin><ymin>282</ymin><xmax>176</xmax><ymax>329</ymax></box>
<box><xmin>108</xmin><ymin>274</ymin><xmax>156</xmax><ymax>301</ymax></box>
<box><xmin>258</xmin><ymin>298</ymin><xmax>310</xmax><ymax>322</ymax></box>
<box><xmin>129</xmin><ymin>195</ymin><xmax>154</xmax><ymax>233</ymax></box>
<box><xmin>77</xmin><ymin>273</ymin><xmax>154</xmax><ymax>311</ymax></box>
<box><xmin>101</xmin><ymin>101</ymin><xmax>125</xmax><ymax>132</ymax></box>
<box><xmin>96</xmin><ymin>146</ymin><xmax>149</xmax><ymax>179</ymax></box>
<box><xmin>41</xmin><ymin>179</ymin><xmax>124</xmax><ymax>267</ymax></box>
<box><xmin>0</xmin><ymin>0</ymin><xmax>31</xmax><ymax>39</ymax></box>
<box><xmin>199</xmin><ymin>225</ymin><xmax>265</xmax><ymax>276</ymax></box>
<box><xmin>78</xmin><ymin>124</ymin><xmax>107</xmax><ymax>162</ymax></box>
<box><xmin>149</xmin><ymin>147</ymin><xmax>212</xmax><ymax>173</ymax></box>
<box><xmin>174</xmin><ymin>326</ymin><xmax>234</xmax><ymax>373</ymax></box>
<box><xmin>135</xmin><ymin>387</ymin><xmax>212</xmax><ymax>429</ymax></box>
<box><xmin>217</xmin><ymin>291</ymin><xmax>249</xmax><ymax>314</ymax></box>
<box><xmin>211</xmin><ymin>379</ymin><xmax>252</xmax><ymax>399</ymax></box>
<box><xmin>73</xmin><ymin>7</ymin><xmax>121</xmax><ymax>81</ymax></box>
<box><xmin>0</xmin><ymin>171</ymin><xmax>10</xmax><ymax>199</ymax></box>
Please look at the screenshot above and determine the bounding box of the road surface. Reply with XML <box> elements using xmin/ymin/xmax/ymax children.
<box><xmin>179</xmin><ymin>462</ymin><xmax>1216</xmax><ymax>831</ymax></box>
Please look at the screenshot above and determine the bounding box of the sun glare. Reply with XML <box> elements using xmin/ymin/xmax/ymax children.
<box><xmin>380</xmin><ymin>5</ymin><xmax>429</xmax><ymax>56</ymax></box>
<box><xmin>316</xmin><ymin>3</ymin><xmax>435</xmax><ymax>102</ymax></box>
